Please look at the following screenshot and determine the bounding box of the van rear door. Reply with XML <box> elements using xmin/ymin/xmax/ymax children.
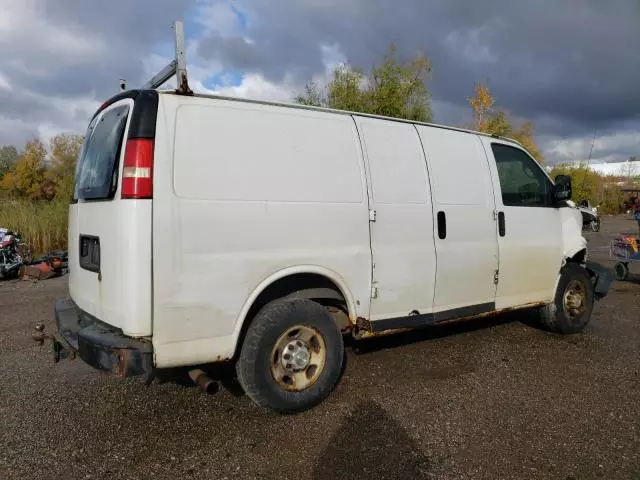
<box><xmin>68</xmin><ymin>91</ymin><xmax>157</xmax><ymax>337</ymax></box>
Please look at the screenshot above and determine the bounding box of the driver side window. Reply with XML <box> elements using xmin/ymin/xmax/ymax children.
<box><xmin>491</xmin><ymin>143</ymin><xmax>552</xmax><ymax>207</ymax></box>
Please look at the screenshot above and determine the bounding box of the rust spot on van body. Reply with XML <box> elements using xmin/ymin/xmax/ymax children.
<box><xmin>178</xmin><ymin>73</ymin><xmax>193</xmax><ymax>95</ymax></box>
<box><xmin>353</xmin><ymin>302</ymin><xmax>547</xmax><ymax>340</ymax></box>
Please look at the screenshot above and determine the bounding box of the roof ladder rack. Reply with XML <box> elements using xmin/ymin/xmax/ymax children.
<box><xmin>142</xmin><ymin>20</ymin><xmax>192</xmax><ymax>94</ymax></box>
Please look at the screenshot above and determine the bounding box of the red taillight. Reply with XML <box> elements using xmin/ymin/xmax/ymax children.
<box><xmin>121</xmin><ymin>138</ymin><xmax>154</xmax><ymax>199</ymax></box>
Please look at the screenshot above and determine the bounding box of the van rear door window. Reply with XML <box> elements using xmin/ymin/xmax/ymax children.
<box><xmin>75</xmin><ymin>104</ymin><xmax>130</xmax><ymax>200</ymax></box>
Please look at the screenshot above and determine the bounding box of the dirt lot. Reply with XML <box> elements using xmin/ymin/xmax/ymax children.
<box><xmin>1</xmin><ymin>216</ymin><xmax>639</xmax><ymax>480</ymax></box>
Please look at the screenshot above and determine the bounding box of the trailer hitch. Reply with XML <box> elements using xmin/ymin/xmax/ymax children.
<box><xmin>32</xmin><ymin>323</ymin><xmax>76</xmax><ymax>362</ymax></box>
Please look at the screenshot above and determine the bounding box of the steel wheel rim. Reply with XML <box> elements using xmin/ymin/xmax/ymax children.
<box><xmin>270</xmin><ymin>325</ymin><xmax>326</xmax><ymax>392</ymax></box>
<box><xmin>563</xmin><ymin>279</ymin><xmax>587</xmax><ymax>318</ymax></box>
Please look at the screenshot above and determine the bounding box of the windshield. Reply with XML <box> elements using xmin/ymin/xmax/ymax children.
<box><xmin>74</xmin><ymin>104</ymin><xmax>130</xmax><ymax>200</ymax></box>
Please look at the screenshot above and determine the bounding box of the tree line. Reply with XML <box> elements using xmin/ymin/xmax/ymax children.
<box><xmin>0</xmin><ymin>45</ymin><xmax>543</xmax><ymax>205</ymax></box>
<box><xmin>1</xmin><ymin>43</ymin><xmax>634</xmax><ymax>213</ymax></box>
<box><xmin>0</xmin><ymin>134</ymin><xmax>83</xmax><ymax>202</ymax></box>
<box><xmin>295</xmin><ymin>44</ymin><xmax>544</xmax><ymax>163</ymax></box>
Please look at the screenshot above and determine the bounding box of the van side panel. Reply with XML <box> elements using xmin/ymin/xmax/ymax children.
<box><xmin>152</xmin><ymin>95</ymin><xmax>372</xmax><ymax>367</ymax></box>
<box><xmin>480</xmin><ymin>137</ymin><xmax>564</xmax><ymax>308</ymax></box>
<box><xmin>355</xmin><ymin>117</ymin><xmax>436</xmax><ymax>321</ymax></box>
<box><xmin>416</xmin><ymin>127</ymin><xmax>499</xmax><ymax>312</ymax></box>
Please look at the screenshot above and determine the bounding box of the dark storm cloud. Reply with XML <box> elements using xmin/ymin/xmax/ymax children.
<box><xmin>0</xmin><ymin>90</ymin><xmax>53</xmax><ymax>122</ymax></box>
<box><xmin>0</xmin><ymin>0</ymin><xmax>191</xmax><ymax>146</ymax></box>
<box><xmin>5</xmin><ymin>0</ymin><xmax>191</xmax><ymax>99</ymax></box>
<box><xmin>1</xmin><ymin>0</ymin><xmax>638</xmax><ymax>163</ymax></box>
<box><xmin>198</xmin><ymin>33</ymin><xmax>325</xmax><ymax>81</ymax></box>
<box><xmin>199</xmin><ymin>0</ymin><xmax>640</xmax><ymax>136</ymax></box>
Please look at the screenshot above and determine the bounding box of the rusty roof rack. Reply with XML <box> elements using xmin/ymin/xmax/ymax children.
<box><xmin>142</xmin><ymin>21</ymin><xmax>192</xmax><ymax>95</ymax></box>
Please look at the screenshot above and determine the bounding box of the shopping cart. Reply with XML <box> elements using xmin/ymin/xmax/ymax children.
<box><xmin>610</xmin><ymin>235</ymin><xmax>640</xmax><ymax>281</ymax></box>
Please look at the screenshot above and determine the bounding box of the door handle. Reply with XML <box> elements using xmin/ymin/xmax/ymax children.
<box><xmin>437</xmin><ymin>211</ymin><xmax>447</xmax><ymax>239</ymax></box>
<box><xmin>498</xmin><ymin>211</ymin><xmax>506</xmax><ymax>237</ymax></box>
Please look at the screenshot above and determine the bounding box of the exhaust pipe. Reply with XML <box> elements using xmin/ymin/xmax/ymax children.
<box><xmin>188</xmin><ymin>369</ymin><xmax>218</xmax><ymax>394</ymax></box>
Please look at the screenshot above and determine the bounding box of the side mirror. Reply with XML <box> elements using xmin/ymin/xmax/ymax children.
<box><xmin>553</xmin><ymin>175</ymin><xmax>572</xmax><ymax>202</ymax></box>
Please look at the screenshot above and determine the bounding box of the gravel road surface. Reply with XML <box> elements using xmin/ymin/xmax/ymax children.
<box><xmin>1</xmin><ymin>216</ymin><xmax>639</xmax><ymax>480</ymax></box>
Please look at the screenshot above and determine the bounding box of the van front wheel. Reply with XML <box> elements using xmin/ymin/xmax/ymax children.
<box><xmin>539</xmin><ymin>263</ymin><xmax>594</xmax><ymax>334</ymax></box>
<box><xmin>236</xmin><ymin>298</ymin><xmax>344</xmax><ymax>413</ymax></box>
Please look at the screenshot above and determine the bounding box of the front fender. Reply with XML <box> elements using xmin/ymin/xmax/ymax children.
<box><xmin>561</xmin><ymin>205</ymin><xmax>587</xmax><ymax>259</ymax></box>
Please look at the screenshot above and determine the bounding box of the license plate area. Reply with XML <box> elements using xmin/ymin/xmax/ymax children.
<box><xmin>79</xmin><ymin>235</ymin><xmax>100</xmax><ymax>273</ymax></box>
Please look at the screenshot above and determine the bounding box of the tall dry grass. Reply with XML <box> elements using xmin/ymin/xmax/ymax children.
<box><xmin>0</xmin><ymin>200</ymin><xmax>68</xmax><ymax>255</ymax></box>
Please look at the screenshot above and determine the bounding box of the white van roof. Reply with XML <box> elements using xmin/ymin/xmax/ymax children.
<box><xmin>159</xmin><ymin>89</ymin><xmax>522</xmax><ymax>146</ymax></box>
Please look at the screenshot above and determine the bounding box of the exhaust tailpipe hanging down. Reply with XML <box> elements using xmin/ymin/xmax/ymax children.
<box><xmin>188</xmin><ymin>369</ymin><xmax>218</xmax><ymax>394</ymax></box>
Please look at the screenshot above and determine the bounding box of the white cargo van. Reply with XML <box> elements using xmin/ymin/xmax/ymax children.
<box><xmin>35</xmin><ymin>23</ymin><xmax>611</xmax><ymax>413</ymax></box>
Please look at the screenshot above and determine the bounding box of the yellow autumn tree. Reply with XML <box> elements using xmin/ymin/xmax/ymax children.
<box><xmin>468</xmin><ymin>83</ymin><xmax>494</xmax><ymax>132</ymax></box>
<box><xmin>511</xmin><ymin>122</ymin><xmax>543</xmax><ymax>163</ymax></box>
<box><xmin>467</xmin><ymin>82</ymin><xmax>544</xmax><ymax>164</ymax></box>
<box><xmin>0</xmin><ymin>171</ymin><xmax>17</xmax><ymax>197</ymax></box>
<box><xmin>13</xmin><ymin>139</ymin><xmax>48</xmax><ymax>199</ymax></box>
<box><xmin>48</xmin><ymin>133</ymin><xmax>84</xmax><ymax>201</ymax></box>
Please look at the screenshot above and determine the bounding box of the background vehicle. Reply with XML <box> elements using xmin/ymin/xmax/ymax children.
<box><xmin>577</xmin><ymin>200</ymin><xmax>601</xmax><ymax>232</ymax></box>
<box><xmin>0</xmin><ymin>229</ymin><xmax>32</xmax><ymax>279</ymax></box>
<box><xmin>36</xmin><ymin>22</ymin><xmax>611</xmax><ymax>414</ymax></box>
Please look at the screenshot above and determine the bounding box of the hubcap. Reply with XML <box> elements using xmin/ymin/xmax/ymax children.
<box><xmin>270</xmin><ymin>325</ymin><xmax>326</xmax><ymax>392</ymax></box>
<box><xmin>282</xmin><ymin>340</ymin><xmax>311</xmax><ymax>371</ymax></box>
<box><xmin>563</xmin><ymin>279</ymin><xmax>587</xmax><ymax>318</ymax></box>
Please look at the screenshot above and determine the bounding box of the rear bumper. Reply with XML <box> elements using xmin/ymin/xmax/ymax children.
<box><xmin>585</xmin><ymin>261</ymin><xmax>613</xmax><ymax>299</ymax></box>
<box><xmin>54</xmin><ymin>297</ymin><xmax>153</xmax><ymax>379</ymax></box>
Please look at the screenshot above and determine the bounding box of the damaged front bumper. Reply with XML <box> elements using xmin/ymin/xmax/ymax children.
<box><xmin>33</xmin><ymin>297</ymin><xmax>153</xmax><ymax>382</ymax></box>
<box><xmin>585</xmin><ymin>261</ymin><xmax>613</xmax><ymax>299</ymax></box>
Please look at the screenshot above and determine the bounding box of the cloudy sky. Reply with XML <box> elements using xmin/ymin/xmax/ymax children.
<box><xmin>1</xmin><ymin>0</ymin><xmax>638</xmax><ymax>164</ymax></box>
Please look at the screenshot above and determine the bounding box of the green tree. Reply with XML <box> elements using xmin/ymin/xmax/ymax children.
<box><xmin>0</xmin><ymin>145</ymin><xmax>19</xmax><ymax>178</ymax></box>
<box><xmin>550</xmin><ymin>164</ymin><xmax>599</xmax><ymax>203</ymax></box>
<box><xmin>294</xmin><ymin>83</ymin><xmax>324</xmax><ymax>107</ymax></box>
<box><xmin>366</xmin><ymin>46</ymin><xmax>432</xmax><ymax>121</ymax></box>
<box><xmin>49</xmin><ymin>133</ymin><xmax>83</xmax><ymax>201</ymax></box>
<box><xmin>327</xmin><ymin>66</ymin><xmax>368</xmax><ymax>113</ymax></box>
<box><xmin>13</xmin><ymin>139</ymin><xmax>47</xmax><ymax>200</ymax></box>
<box><xmin>485</xmin><ymin>109</ymin><xmax>511</xmax><ymax>137</ymax></box>
<box><xmin>549</xmin><ymin>163</ymin><xmax>624</xmax><ymax>214</ymax></box>
<box><xmin>295</xmin><ymin>44</ymin><xmax>433</xmax><ymax>122</ymax></box>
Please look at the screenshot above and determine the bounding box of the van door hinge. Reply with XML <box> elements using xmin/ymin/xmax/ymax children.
<box><xmin>493</xmin><ymin>210</ymin><xmax>498</xmax><ymax>221</ymax></box>
<box><xmin>493</xmin><ymin>270</ymin><xmax>499</xmax><ymax>285</ymax></box>
<box><xmin>369</xmin><ymin>209</ymin><xmax>377</xmax><ymax>222</ymax></box>
<box><xmin>370</xmin><ymin>285</ymin><xmax>379</xmax><ymax>299</ymax></box>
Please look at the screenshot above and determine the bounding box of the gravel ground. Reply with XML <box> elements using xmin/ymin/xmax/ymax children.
<box><xmin>1</xmin><ymin>216</ymin><xmax>639</xmax><ymax>480</ymax></box>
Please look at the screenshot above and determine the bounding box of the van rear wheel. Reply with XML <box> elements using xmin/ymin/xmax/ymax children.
<box><xmin>539</xmin><ymin>263</ymin><xmax>594</xmax><ymax>334</ymax></box>
<box><xmin>236</xmin><ymin>298</ymin><xmax>344</xmax><ymax>413</ymax></box>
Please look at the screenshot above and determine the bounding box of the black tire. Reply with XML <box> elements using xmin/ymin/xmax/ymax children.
<box><xmin>236</xmin><ymin>298</ymin><xmax>344</xmax><ymax>413</ymax></box>
<box><xmin>614</xmin><ymin>262</ymin><xmax>629</xmax><ymax>281</ymax></box>
<box><xmin>539</xmin><ymin>263</ymin><xmax>595</xmax><ymax>334</ymax></box>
